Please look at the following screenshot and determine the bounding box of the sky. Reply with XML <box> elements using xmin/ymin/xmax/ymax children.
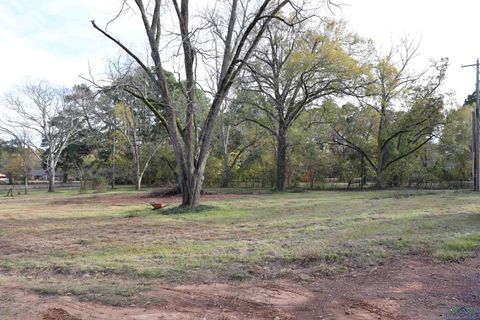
<box><xmin>0</xmin><ymin>0</ymin><xmax>145</xmax><ymax>95</ymax></box>
<box><xmin>0</xmin><ymin>0</ymin><xmax>480</xmax><ymax>105</ymax></box>
<box><xmin>339</xmin><ymin>0</ymin><xmax>480</xmax><ymax>105</ymax></box>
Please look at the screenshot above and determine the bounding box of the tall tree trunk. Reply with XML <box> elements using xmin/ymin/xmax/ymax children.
<box><xmin>48</xmin><ymin>166</ymin><xmax>55</xmax><ymax>192</ymax></box>
<box><xmin>179</xmin><ymin>171</ymin><xmax>203</xmax><ymax>208</ymax></box>
<box><xmin>375</xmin><ymin>163</ymin><xmax>384</xmax><ymax>189</ymax></box>
<box><xmin>360</xmin><ymin>155</ymin><xmax>366</xmax><ymax>188</ymax></box>
<box><xmin>23</xmin><ymin>163</ymin><xmax>28</xmax><ymax>195</ymax></box>
<box><xmin>135</xmin><ymin>165</ymin><xmax>145</xmax><ymax>191</ymax></box>
<box><xmin>136</xmin><ymin>177</ymin><xmax>142</xmax><ymax>191</ymax></box>
<box><xmin>135</xmin><ymin>161</ymin><xmax>142</xmax><ymax>191</ymax></box>
<box><xmin>276</xmin><ymin>127</ymin><xmax>287</xmax><ymax>191</ymax></box>
<box><xmin>221</xmin><ymin>121</ymin><xmax>231</xmax><ymax>188</ymax></box>
<box><xmin>111</xmin><ymin>121</ymin><xmax>117</xmax><ymax>189</ymax></box>
<box><xmin>376</xmin><ymin>111</ymin><xmax>385</xmax><ymax>189</ymax></box>
<box><xmin>222</xmin><ymin>152</ymin><xmax>230</xmax><ymax>188</ymax></box>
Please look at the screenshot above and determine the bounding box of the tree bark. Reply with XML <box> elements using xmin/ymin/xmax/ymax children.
<box><xmin>375</xmin><ymin>164</ymin><xmax>384</xmax><ymax>189</ymax></box>
<box><xmin>309</xmin><ymin>174</ymin><xmax>315</xmax><ymax>189</ymax></box>
<box><xmin>24</xmin><ymin>176</ymin><xmax>28</xmax><ymax>195</ymax></box>
<box><xmin>375</xmin><ymin>108</ymin><xmax>385</xmax><ymax>189</ymax></box>
<box><xmin>111</xmin><ymin>121</ymin><xmax>117</xmax><ymax>189</ymax></box>
<box><xmin>179</xmin><ymin>171</ymin><xmax>203</xmax><ymax>208</ymax></box>
<box><xmin>360</xmin><ymin>155</ymin><xmax>366</xmax><ymax>188</ymax></box>
<box><xmin>135</xmin><ymin>160</ymin><xmax>142</xmax><ymax>191</ymax></box>
<box><xmin>276</xmin><ymin>127</ymin><xmax>287</xmax><ymax>191</ymax></box>
<box><xmin>221</xmin><ymin>120</ymin><xmax>230</xmax><ymax>188</ymax></box>
<box><xmin>222</xmin><ymin>155</ymin><xmax>230</xmax><ymax>188</ymax></box>
<box><xmin>23</xmin><ymin>160</ymin><xmax>29</xmax><ymax>195</ymax></box>
<box><xmin>136</xmin><ymin>178</ymin><xmax>143</xmax><ymax>191</ymax></box>
<box><xmin>48</xmin><ymin>166</ymin><xmax>56</xmax><ymax>193</ymax></box>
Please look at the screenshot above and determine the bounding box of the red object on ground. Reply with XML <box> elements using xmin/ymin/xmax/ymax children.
<box><xmin>150</xmin><ymin>202</ymin><xmax>169</xmax><ymax>209</ymax></box>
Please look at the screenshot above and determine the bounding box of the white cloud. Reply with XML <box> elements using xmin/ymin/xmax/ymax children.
<box><xmin>0</xmin><ymin>0</ymin><xmax>146</xmax><ymax>96</ymax></box>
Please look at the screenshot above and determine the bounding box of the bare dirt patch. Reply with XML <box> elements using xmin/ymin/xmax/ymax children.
<box><xmin>42</xmin><ymin>308</ymin><xmax>82</xmax><ymax>320</ymax></box>
<box><xmin>2</xmin><ymin>190</ymin><xmax>480</xmax><ymax>319</ymax></box>
<box><xmin>1</xmin><ymin>255</ymin><xmax>479</xmax><ymax>319</ymax></box>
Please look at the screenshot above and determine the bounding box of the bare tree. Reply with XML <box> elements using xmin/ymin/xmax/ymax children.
<box><xmin>114</xmin><ymin>100</ymin><xmax>164</xmax><ymax>190</ymax></box>
<box><xmin>91</xmin><ymin>0</ymin><xmax>310</xmax><ymax>207</ymax></box>
<box><xmin>0</xmin><ymin>81</ymin><xmax>83</xmax><ymax>192</ymax></box>
<box><xmin>100</xmin><ymin>60</ymin><xmax>169</xmax><ymax>190</ymax></box>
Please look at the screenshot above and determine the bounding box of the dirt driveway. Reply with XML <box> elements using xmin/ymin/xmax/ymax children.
<box><xmin>1</xmin><ymin>254</ymin><xmax>478</xmax><ymax>320</ymax></box>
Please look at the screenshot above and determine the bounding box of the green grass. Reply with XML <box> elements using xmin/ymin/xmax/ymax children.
<box><xmin>24</xmin><ymin>278</ymin><xmax>150</xmax><ymax>306</ymax></box>
<box><xmin>1</xmin><ymin>189</ymin><xmax>480</xmax><ymax>305</ymax></box>
<box><xmin>447</xmin><ymin>305</ymin><xmax>480</xmax><ymax>320</ymax></box>
<box><xmin>435</xmin><ymin>233</ymin><xmax>480</xmax><ymax>261</ymax></box>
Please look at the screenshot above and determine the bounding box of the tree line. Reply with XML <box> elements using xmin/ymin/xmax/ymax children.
<box><xmin>0</xmin><ymin>0</ymin><xmax>471</xmax><ymax>206</ymax></box>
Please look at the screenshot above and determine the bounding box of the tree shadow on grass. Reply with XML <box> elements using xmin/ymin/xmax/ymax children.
<box><xmin>159</xmin><ymin>205</ymin><xmax>217</xmax><ymax>215</ymax></box>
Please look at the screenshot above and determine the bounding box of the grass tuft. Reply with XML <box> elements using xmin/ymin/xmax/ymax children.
<box><xmin>446</xmin><ymin>305</ymin><xmax>480</xmax><ymax>320</ymax></box>
<box><xmin>435</xmin><ymin>233</ymin><xmax>480</xmax><ymax>262</ymax></box>
<box><xmin>27</xmin><ymin>279</ymin><xmax>151</xmax><ymax>307</ymax></box>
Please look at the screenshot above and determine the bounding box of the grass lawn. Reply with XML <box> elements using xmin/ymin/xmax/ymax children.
<box><xmin>0</xmin><ymin>189</ymin><xmax>480</xmax><ymax>308</ymax></box>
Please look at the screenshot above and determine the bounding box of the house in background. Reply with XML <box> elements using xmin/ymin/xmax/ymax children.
<box><xmin>0</xmin><ymin>173</ymin><xmax>8</xmax><ymax>184</ymax></box>
<box><xmin>0</xmin><ymin>169</ymin><xmax>66</xmax><ymax>184</ymax></box>
<box><xmin>30</xmin><ymin>169</ymin><xmax>63</xmax><ymax>182</ymax></box>
<box><xmin>30</xmin><ymin>169</ymin><xmax>48</xmax><ymax>181</ymax></box>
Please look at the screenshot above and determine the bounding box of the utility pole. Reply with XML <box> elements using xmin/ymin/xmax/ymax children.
<box><xmin>462</xmin><ymin>59</ymin><xmax>480</xmax><ymax>191</ymax></box>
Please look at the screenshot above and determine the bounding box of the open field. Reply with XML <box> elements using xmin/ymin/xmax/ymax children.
<box><xmin>0</xmin><ymin>189</ymin><xmax>480</xmax><ymax>319</ymax></box>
